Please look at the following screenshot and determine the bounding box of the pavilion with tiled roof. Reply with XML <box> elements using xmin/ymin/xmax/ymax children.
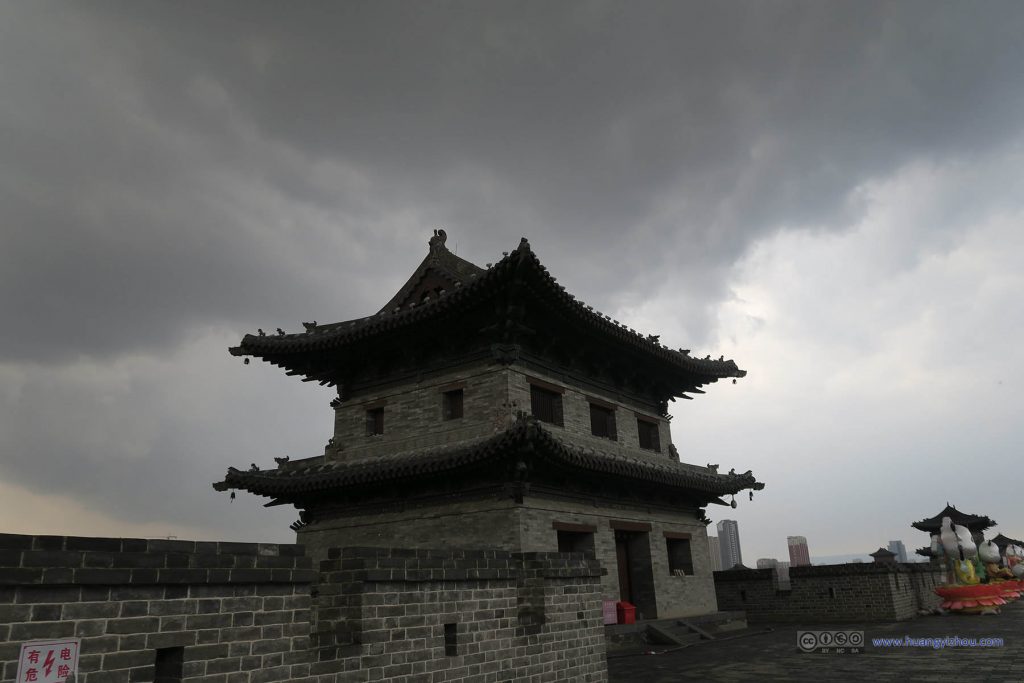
<box><xmin>991</xmin><ymin>533</ymin><xmax>1024</xmax><ymax>555</ymax></box>
<box><xmin>912</xmin><ymin>503</ymin><xmax>996</xmax><ymax>534</ymax></box>
<box><xmin>912</xmin><ymin>503</ymin><xmax>997</xmax><ymax>557</ymax></box>
<box><xmin>870</xmin><ymin>547</ymin><xmax>898</xmax><ymax>564</ymax></box>
<box><xmin>215</xmin><ymin>230</ymin><xmax>763</xmax><ymax>621</ymax></box>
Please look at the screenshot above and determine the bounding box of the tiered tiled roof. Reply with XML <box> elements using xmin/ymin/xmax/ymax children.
<box><xmin>213</xmin><ymin>414</ymin><xmax>763</xmax><ymax>502</ymax></box>
<box><xmin>911</xmin><ymin>503</ymin><xmax>996</xmax><ymax>534</ymax></box>
<box><xmin>991</xmin><ymin>534</ymin><xmax>1024</xmax><ymax>553</ymax></box>
<box><xmin>229</xmin><ymin>235</ymin><xmax>745</xmax><ymax>388</ymax></box>
<box><xmin>870</xmin><ymin>547</ymin><xmax>897</xmax><ymax>562</ymax></box>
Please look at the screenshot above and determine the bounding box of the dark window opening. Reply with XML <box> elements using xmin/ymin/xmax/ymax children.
<box><xmin>637</xmin><ymin>418</ymin><xmax>661</xmax><ymax>452</ymax></box>
<box><xmin>442</xmin><ymin>389</ymin><xmax>464</xmax><ymax>420</ymax></box>
<box><xmin>557</xmin><ymin>530</ymin><xmax>595</xmax><ymax>557</ymax></box>
<box><xmin>740</xmin><ymin>589</ymin><xmax>747</xmax><ymax>602</ymax></box>
<box><xmin>666</xmin><ymin>538</ymin><xmax>694</xmax><ymax>576</ymax></box>
<box><xmin>530</xmin><ymin>385</ymin><xmax>563</xmax><ymax>426</ymax></box>
<box><xmin>155</xmin><ymin>646</ymin><xmax>184</xmax><ymax>683</ymax></box>
<box><xmin>829</xmin><ymin>587</ymin><xmax>837</xmax><ymax>599</ymax></box>
<box><xmin>589</xmin><ymin>403</ymin><xmax>617</xmax><ymax>440</ymax></box>
<box><xmin>366</xmin><ymin>407</ymin><xmax>384</xmax><ymax>436</ymax></box>
<box><xmin>444</xmin><ymin>622</ymin><xmax>458</xmax><ymax>656</ymax></box>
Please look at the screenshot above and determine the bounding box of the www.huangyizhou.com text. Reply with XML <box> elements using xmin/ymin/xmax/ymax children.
<box><xmin>872</xmin><ymin>636</ymin><xmax>1004</xmax><ymax>649</ymax></box>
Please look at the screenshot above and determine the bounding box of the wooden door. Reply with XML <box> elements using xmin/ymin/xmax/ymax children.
<box><xmin>615</xmin><ymin>531</ymin><xmax>633</xmax><ymax>603</ymax></box>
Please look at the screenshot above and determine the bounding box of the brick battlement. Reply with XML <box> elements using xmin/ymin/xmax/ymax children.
<box><xmin>714</xmin><ymin>562</ymin><xmax>946</xmax><ymax>623</ymax></box>
<box><xmin>318</xmin><ymin>546</ymin><xmax>603</xmax><ymax>582</ymax></box>
<box><xmin>788</xmin><ymin>562</ymin><xmax>936</xmax><ymax>578</ymax></box>
<box><xmin>0</xmin><ymin>535</ymin><xmax>609</xmax><ymax>682</ymax></box>
<box><xmin>0</xmin><ymin>533</ymin><xmax>313</xmax><ymax>587</ymax></box>
<box><xmin>714</xmin><ymin>562</ymin><xmax>944</xmax><ymax>583</ymax></box>
<box><xmin>711</xmin><ymin>568</ymin><xmax>772</xmax><ymax>582</ymax></box>
<box><xmin>309</xmin><ymin>546</ymin><xmax>607</xmax><ymax>680</ymax></box>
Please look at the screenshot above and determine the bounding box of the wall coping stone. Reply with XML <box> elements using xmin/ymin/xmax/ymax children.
<box><xmin>714</xmin><ymin>562</ymin><xmax>939</xmax><ymax>582</ymax></box>
<box><xmin>0</xmin><ymin>533</ymin><xmax>311</xmax><ymax>586</ymax></box>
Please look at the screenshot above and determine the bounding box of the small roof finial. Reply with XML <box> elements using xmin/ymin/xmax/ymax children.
<box><xmin>429</xmin><ymin>228</ymin><xmax>448</xmax><ymax>253</ymax></box>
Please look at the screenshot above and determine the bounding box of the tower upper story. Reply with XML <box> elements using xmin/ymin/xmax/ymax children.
<box><xmin>217</xmin><ymin>232</ymin><xmax>763</xmax><ymax>517</ymax></box>
<box><xmin>229</xmin><ymin>232</ymin><xmax>746</xmax><ymax>466</ymax></box>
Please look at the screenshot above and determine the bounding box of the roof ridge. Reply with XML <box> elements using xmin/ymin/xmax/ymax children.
<box><xmin>376</xmin><ymin>229</ymin><xmax>487</xmax><ymax>314</ymax></box>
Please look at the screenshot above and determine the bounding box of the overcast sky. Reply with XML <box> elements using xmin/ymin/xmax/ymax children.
<box><xmin>2</xmin><ymin>1</ymin><xmax>1022</xmax><ymax>563</ymax></box>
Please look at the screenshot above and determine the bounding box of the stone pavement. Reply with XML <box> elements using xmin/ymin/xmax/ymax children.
<box><xmin>608</xmin><ymin>601</ymin><xmax>1024</xmax><ymax>683</ymax></box>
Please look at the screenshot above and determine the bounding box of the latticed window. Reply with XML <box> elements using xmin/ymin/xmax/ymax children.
<box><xmin>637</xmin><ymin>417</ymin><xmax>660</xmax><ymax>452</ymax></box>
<box><xmin>530</xmin><ymin>384</ymin><xmax>563</xmax><ymax>426</ymax></box>
<box><xmin>366</xmin><ymin>407</ymin><xmax>384</xmax><ymax>435</ymax></box>
<box><xmin>589</xmin><ymin>403</ymin><xmax>617</xmax><ymax>440</ymax></box>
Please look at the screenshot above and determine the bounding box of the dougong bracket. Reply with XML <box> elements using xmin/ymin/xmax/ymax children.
<box><xmin>504</xmin><ymin>459</ymin><xmax>531</xmax><ymax>504</ymax></box>
<box><xmin>491</xmin><ymin>343</ymin><xmax>521</xmax><ymax>365</ymax></box>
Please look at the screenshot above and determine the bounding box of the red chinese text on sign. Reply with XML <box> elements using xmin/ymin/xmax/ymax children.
<box><xmin>16</xmin><ymin>639</ymin><xmax>80</xmax><ymax>683</ymax></box>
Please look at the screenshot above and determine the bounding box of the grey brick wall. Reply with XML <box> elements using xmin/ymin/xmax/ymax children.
<box><xmin>312</xmin><ymin>547</ymin><xmax>608</xmax><ymax>683</ymax></box>
<box><xmin>297</xmin><ymin>498</ymin><xmax>525</xmax><ymax>572</ymax></box>
<box><xmin>0</xmin><ymin>534</ymin><xmax>315</xmax><ymax>683</ymax></box>
<box><xmin>300</xmin><ymin>496</ymin><xmax>720</xmax><ymax>620</ymax></box>
<box><xmin>507</xmin><ymin>368</ymin><xmax>675</xmax><ymax>465</ymax></box>
<box><xmin>2</xmin><ymin>535</ymin><xmax>610</xmax><ymax>683</ymax></box>
<box><xmin>909</xmin><ymin>564</ymin><xmax>943</xmax><ymax>612</ymax></box>
<box><xmin>331</xmin><ymin>364</ymin><xmax>511</xmax><ymax>461</ymax></box>
<box><xmin>327</xmin><ymin>362</ymin><xmax>682</xmax><ymax>466</ymax></box>
<box><xmin>713</xmin><ymin>562</ymin><xmax>947</xmax><ymax>622</ymax></box>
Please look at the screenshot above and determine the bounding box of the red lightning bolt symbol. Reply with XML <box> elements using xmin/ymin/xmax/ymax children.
<box><xmin>43</xmin><ymin>650</ymin><xmax>55</xmax><ymax>677</ymax></box>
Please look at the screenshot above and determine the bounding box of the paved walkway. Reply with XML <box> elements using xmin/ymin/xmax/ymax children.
<box><xmin>609</xmin><ymin>601</ymin><xmax>1024</xmax><ymax>682</ymax></box>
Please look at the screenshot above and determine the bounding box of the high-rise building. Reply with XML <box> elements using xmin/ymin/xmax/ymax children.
<box><xmin>755</xmin><ymin>558</ymin><xmax>791</xmax><ymax>588</ymax></box>
<box><xmin>708</xmin><ymin>536</ymin><xmax>723</xmax><ymax>572</ymax></box>
<box><xmin>888</xmin><ymin>540</ymin><xmax>908</xmax><ymax>563</ymax></box>
<box><xmin>717</xmin><ymin>520</ymin><xmax>743</xmax><ymax>569</ymax></box>
<box><xmin>788</xmin><ymin>536</ymin><xmax>811</xmax><ymax>566</ymax></box>
<box><xmin>777</xmin><ymin>560</ymin><xmax>791</xmax><ymax>588</ymax></box>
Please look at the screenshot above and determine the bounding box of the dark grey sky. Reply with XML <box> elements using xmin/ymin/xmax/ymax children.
<box><xmin>2</xmin><ymin>1</ymin><xmax>1022</xmax><ymax>560</ymax></box>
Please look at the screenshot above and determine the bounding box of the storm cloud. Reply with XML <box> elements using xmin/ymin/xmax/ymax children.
<box><xmin>1</xmin><ymin>1</ymin><xmax>1022</xmax><ymax>557</ymax></box>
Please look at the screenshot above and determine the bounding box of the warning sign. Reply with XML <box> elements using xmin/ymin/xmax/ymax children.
<box><xmin>15</xmin><ymin>639</ymin><xmax>80</xmax><ymax>682</ymax></box>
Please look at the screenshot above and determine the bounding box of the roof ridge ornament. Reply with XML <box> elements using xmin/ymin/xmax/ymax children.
<box><xmin>428</xmin><ymin>228</ymin><xmax>448</xmax><ymax>254</ymax></box>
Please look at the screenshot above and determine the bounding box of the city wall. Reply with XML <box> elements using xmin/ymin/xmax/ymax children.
<box><xmin>312</xmin><ymin>547</ymin><xmax>607</xmax><ymax>682</ymax></box>
<box><xmin>0</xmin><ymin>534</ymin><xmax>315</xmax><ymax>683</ymax></box>
<box><xmin>714</xmin><ymin>562</ymin><xmax>945</xmax><ymax>622</ymax></box>
<box><xmin>1</xmin><ymin>533</ymin><xmax>608</xmax><ymax>683</ymax></box>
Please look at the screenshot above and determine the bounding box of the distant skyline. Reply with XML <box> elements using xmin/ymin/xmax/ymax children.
<box><xmin>708</xmin><ymin>536</ymin><xmax>723</xmax><ymax>572</ymax></box>
<box><xmin>787</xmin><ymin>536</ymin><xmax>811</xmax><ymax>567</ymax></box>
<box><xmin>717</xmin><ymin>520</ymin><xmax>743</xmax><ymax>569</ymax></box>
<box><xmin>888</xmin><ymin>540</ymin><xmax>909</xmax><ymax>563</ymax></box>
<box><xmin>2</xmin><ymin>3</ymin><xmax>1023</xmax><ymax>561</ymax></box>
<box><xmin>719</xmin><ymin>530</ymin><xmax>935</xmax><ymax>568</ymax></box>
